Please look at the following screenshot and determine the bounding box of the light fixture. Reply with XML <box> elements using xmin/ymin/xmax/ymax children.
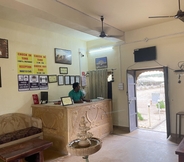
<box><xmin>89</xmin><ymin>46</ymin><xmax>113</xmax><ymax>54</ymax></box>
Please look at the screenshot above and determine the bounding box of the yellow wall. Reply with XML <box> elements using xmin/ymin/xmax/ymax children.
<box><xmin>0</xmin><ymin>18</ymin><xmax>88</xmax><ymax>115</ymax></box>
<box><xmin>87</xmin><ymin>20</ymin><xmax>184</xmax><ymax>134</ymax></box>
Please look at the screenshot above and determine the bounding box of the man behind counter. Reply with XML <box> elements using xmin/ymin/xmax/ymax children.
<box><xmin>68</xmin><ymin>82</ymin><xmax>90</xmax><ymax>103</ymax></box>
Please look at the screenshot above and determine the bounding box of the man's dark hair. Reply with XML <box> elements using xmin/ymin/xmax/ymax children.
<box><xmin>73</xmin><ymin>82</ymin><xmax>79</xmax><ymax>89</ymax></box>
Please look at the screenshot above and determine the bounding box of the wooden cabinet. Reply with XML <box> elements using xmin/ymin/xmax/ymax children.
<box><xmin>32</xmin><ymin>99</ymin><xmax>112</xmax><ymax>155</ymax></box>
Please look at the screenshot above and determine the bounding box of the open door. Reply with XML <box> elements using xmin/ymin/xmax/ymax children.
<box><xmin>164</xmin><ymin>67</ymin><xmax>171</xmax><ymax>138</ymax></box>
<box><xmin>127</xmin><ymin>67</ymin><xmax>170</xmax><ymax>137</ymax></box>
<box><xmin>127</xmin><ymin>70</ymin><xmax>138</xmax><ymax>132</ymax></box>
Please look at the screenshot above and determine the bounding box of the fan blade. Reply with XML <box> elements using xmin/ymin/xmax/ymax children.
<box><xmin>149</xmin><ymin>15</ymin><xmax>175</xmax><ymax>18</ymax></box>
<box><xmin>106</xmin><ymin>35</ymin><xmax>123</xmax><ymax>38</ymax></box>
<box><xmin>179</xmin><ymin>16</ymin><xmax>184</xmax><ymax>22</ymax></box>
<box><xmin>103</xmin><ymin>37</ymin><xmax>123</xmax><ymax>42</ymax></box>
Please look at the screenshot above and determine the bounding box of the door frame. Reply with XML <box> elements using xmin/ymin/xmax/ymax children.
<box><xmin>127</xmin><ymin>66</ymin><xmax>170</xmax><ymax>137</ymax></box>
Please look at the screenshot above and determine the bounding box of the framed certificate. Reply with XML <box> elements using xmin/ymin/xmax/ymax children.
<box><xmin>70</xmin><ymin>75</ymin><xmax>75</xmax><ymax>85</ymax></box>
<box><xmin>59</xmin><ymin>67</ymin><xmax>68</xmax><ymax>74</ymax></box>
<box><xmin>58</xmin><ymin>75</ymin><xmax>64</xmax><ymax>86</ymax></box>
<box><xmin>61</xmin><ymin>96</ymin><xmax>73</xmax><ymax>106</ymax></box>
<box><xmin>48</xmin><ymin>75</ymin><xmax>57</xmax><ymax>83</ymax></box>
<box><xmin>75</xmin><ymin>75</ymin><xmax>80</xmax><ymax>83</ymax></box>
<box><xmin>64</xmin><ymin>75</ymin><xmax>70</xmax><ymax>85</ymax></box>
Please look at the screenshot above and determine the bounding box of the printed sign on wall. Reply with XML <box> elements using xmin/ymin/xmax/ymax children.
<box><xmin>18</xmin><ymin>75</ymin><xmax>48</xmax><ymax>91</ymax></box>
<box><xmin>17</xmin><ymin>52</ymin><xmax>47</xmax><ymax>74</ymax></box>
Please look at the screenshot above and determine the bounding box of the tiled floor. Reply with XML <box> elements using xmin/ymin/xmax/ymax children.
<box><xmin>44</xmin><ymin>128</ymin><xmax>180</xmax><ymax>162</ymax></box>
<box><xmin>153</xmin><ymin>119</ymin><xmax>166</xmax><ymax>132</ymax></box>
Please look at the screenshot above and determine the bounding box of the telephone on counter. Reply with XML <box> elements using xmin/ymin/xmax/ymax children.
<box><xmin>40</xmin><ymin>100</ymin><xmax>48</xmax><ymax>104</ymax></box>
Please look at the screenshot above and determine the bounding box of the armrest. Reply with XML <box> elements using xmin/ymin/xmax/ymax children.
<box><xmin>31</xmin><ymin>117</ymin><xmax>42</xmax><ymax>129</ymax></box>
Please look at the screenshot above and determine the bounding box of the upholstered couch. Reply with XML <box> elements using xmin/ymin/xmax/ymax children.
<box><xmin>0</xmin><ymin>113</ymin><xmax>43</xmax><ymax>148</ymax></box>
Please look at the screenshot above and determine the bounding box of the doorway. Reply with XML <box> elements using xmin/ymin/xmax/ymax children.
<box><xmin>136</xmin><ymin>70</ymin><xmax>166</xmax><ymax>132</ymax></box>
<box><xmin>127</xmin><ymin>67</ymin><xmax>170</xmax><ymax>137</ymax></box>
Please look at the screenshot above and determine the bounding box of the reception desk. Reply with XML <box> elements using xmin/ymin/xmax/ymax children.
<box><xmin>32</xmin><ymin>99</ymin><xmax>112</xmax><ymax>155</ymax></box>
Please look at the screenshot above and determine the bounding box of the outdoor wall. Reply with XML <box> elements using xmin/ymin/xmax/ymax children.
<box><xmin>87</xmin><ymin>19</ymin><xmax>184</xmax><ymax>135</ymax></box>
<box><xmin>0</xmin><ymin>18</ymin><xmax>88</xmax><ymax>115</ymax></box>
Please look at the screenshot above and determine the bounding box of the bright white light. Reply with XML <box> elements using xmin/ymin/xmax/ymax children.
<box><xmin>89</xmin><ymin>47</ymin><xmax>113</xmax><ymax>53</ymax></box>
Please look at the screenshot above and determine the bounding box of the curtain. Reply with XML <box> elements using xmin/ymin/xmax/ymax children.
<box><xmin>88</xmin><ymin>69</ymin><xmax>108</xmax><ymax>99</ymax></box>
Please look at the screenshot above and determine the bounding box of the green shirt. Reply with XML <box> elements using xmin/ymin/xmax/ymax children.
<box><xmin>68</xmin><ymin>90</ymin><xmax>84</xmax><ymax>102</ymax></box>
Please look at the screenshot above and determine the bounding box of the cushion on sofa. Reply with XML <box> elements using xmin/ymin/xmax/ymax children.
<box><xmin>0</xmin><ymin>127</ymin><xmax>42</xmax><ymax>144</ymax></box>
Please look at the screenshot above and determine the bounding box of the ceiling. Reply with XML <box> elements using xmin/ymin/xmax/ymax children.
<box><xmin>0</xmin><ymin>0</ymin><xmax>184</xmax><ymax>42</ymax></box>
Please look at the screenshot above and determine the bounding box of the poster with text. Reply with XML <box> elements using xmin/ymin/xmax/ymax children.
<box><xmin>29</xmin><ymin>75</ymin><xmax>39</xmax><ymax>90</ymax></box>
<box><xmin>18</xmin><ymin>75</ymin><xmax>29</xmax><ymax>91</ymax></box>
<box><xmin>39</xmin><ymin>75</ymin><xmax>48</xmax><ymax>90</ymax></box>
<box><xmin>17</xmin><ymin>53</ymin><xmax>47</xmax><ymax>74</ymax></box>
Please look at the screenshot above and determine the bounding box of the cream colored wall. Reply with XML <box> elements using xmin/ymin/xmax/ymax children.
<box><xmin>87</xmin><ymin>40</ymin><xmax>126</xmax><ymax>127</ymax></box>
<box><xmin>1</xmin><ymin>14</ymin><xmax>184</xmax><ymax>135</ymax></box>
<box><xmin>0</xmin><ymin>18</ymin><xmax>88</xmax><ymax>115</ymax></box>
<box><xmin>87</xmin><ymin>20</ymin><xmax>184</xmax><ymax>134</ymax></box>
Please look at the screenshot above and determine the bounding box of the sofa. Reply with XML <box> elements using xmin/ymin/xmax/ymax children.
<box><xmin>0</xmin><ymin>113</ymin><xmax>43</xmax><ymax>148</ymax></box>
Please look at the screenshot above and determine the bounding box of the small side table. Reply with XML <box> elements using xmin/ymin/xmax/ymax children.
<box><xmin>176</xmin><ymin>112</ymin><xmax>184</xmax><ymax>138</ymax></box>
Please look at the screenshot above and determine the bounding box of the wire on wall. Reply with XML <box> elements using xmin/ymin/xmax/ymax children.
<box><xmin>55</xmin><ymin>0</ymin><xmax>124</xmax><ymax>33</ymax></box>
<box><xmin>178</xmin><ymin>61</ymin><xmax>184</xmax><ymax>70</ymax></box>
<box><xmin>126</xmin><ymin>60</ymin><xmax>176</xmax><ymax>71</ymax></box>
<box><xmin>117</xmin><ymin>30</ymin><xmax>184</xmax><ymax>46</ymax></box>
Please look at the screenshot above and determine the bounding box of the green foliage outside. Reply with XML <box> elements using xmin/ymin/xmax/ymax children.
<box><xmin>156</xmin><ymin>100</ymin><xmax>165</xmax><ymax>109</ymax></box>
<box><xmin>137</xmin><ymin>112</ymin><xmax>144</xmax><ymax>120</ymax></box>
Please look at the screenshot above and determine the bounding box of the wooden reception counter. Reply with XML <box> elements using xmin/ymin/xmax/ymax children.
<box><xmin>32</xmin><ymin>99</ymin><xmax>112</xmax><ymax>155</ymax></box>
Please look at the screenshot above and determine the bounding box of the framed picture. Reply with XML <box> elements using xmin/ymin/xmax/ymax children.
<box><xmin>59</xmin><ymin>67</ymin><xmax>68</xmax><ymax>74</ymax></box>
<box><xmin>48</xmin><ymin>75</ymin><xmax>57</xmax><ymax>83</ymax></box>
<box><xmin>0</xmin><ymin>67</ymin><xmax>1</xmax><ymax>87</ymax></box>
<box><xmin>70</xmin><ymin>76</ymin><xmax>75</xmax><ymax>85</ymax></box>
<box><xmin>75</xmin><ymin>75</ymin><xmax>80</xmax><ymax>83</ymax></box>
<box><xmin>95</xmin><ymin>57</ymin><xmax>108</xmax><ymax>69</ymax></box>
<box><xmin>61</xmin><ymin>96</ymin><xmax>73</xmax><ymax>106</ymax></box>
<box><xmin>58</xmin><ymin>75</ymin><xmax>64</xmax><ymax>86</ymax></box>
<box><xmin>55</xmin><ymin>48</ymin><xmax>72</xmax><ymax>65</ymax></box>
<box><xmin>0</xmin><ymin>38</ymin><xmax>8</xmax><ymax>58</ymax></box>
<box><xmin>64</xmin><ymin>75</ymin><xmax>70</xmax><ymax>85</ymax></box>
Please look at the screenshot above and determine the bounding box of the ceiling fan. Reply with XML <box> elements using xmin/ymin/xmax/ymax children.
<box><xmin>99</xmin><ymin>16</ymin><xmax>122</xmax><ymax>38</ymax></box>
<box><xmin>149</xmin><ymin>0</ymin><xmax>184</xmax><ymax>22</ymax></box>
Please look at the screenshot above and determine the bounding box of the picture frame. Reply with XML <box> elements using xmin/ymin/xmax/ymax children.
<box><xmin>75</xmin><ymin>75</ymin><xmax>80</xmax><ymax>83</ymax></box>
<box><xmin>58</xmin><ymin>75</ymin><xmax>64</xmax><ymax>86</ymax></box>
<box><xmin>55</xmin><ymin>48</ymin><xmax>72</xmax><ymax>65</ymax></box>
<box><xmin>64</xmin><ymin>75</ymin><xmax>70</xmax><ymax>85</ymax></box>
<box><xmin>0</xmin><ymin>38</ymin><xmax>8</xmax><ymax>58</ymax></box>
<box><xmin>59</xmin><ymin>67</ymin><xmax>68</xmax><ymax>74</ymax></box>
<box><xmin>95</xmin><ymin>57</ymin><xmax>108</xmax><ymax>69</ymax></box>
<box><xmin>61</xmin><ymin>96</ymin><xmax>73</xmax><ymax>106</ymax></box>
<box><xmin>70</xmin><ymin>75</ymin><xmax>75</xmax><ymax>85</ymax></box>
<box><xmin>48</xmin><ymin>75</ymin><xmax>57</xmax><ymax>83</ymax></box>
<box><xmin>0</xmin><ymin>67</ymin><xmax>1</xmax><ymax>87</ymax></box>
